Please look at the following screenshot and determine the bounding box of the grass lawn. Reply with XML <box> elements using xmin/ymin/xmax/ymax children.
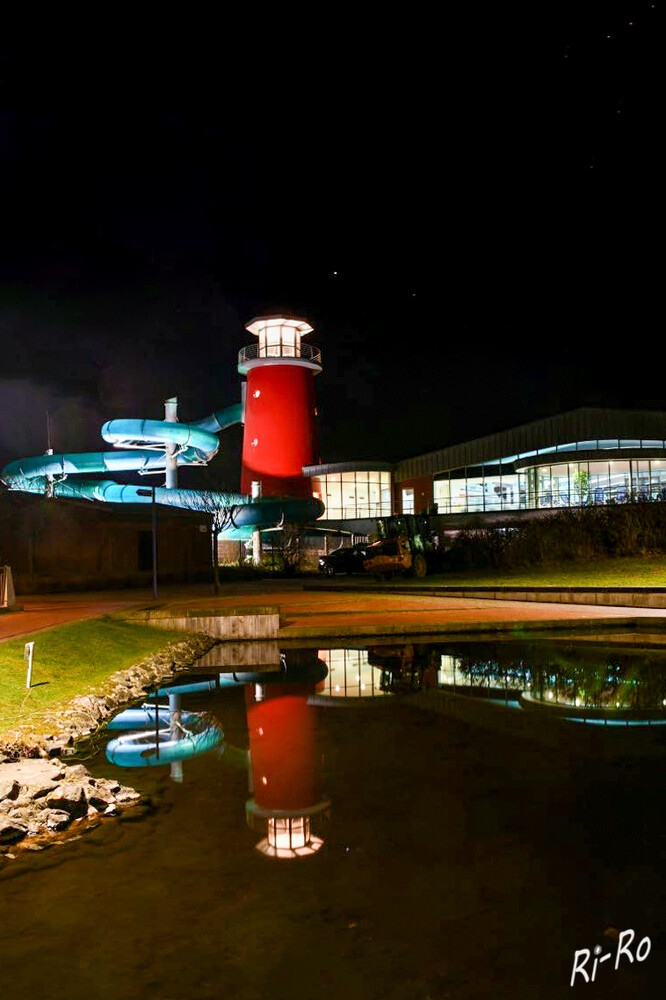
<box><xmin>0</xmin><ymin>617</ymin><xmax>184</xmax><ymax>736</ymax></box>
<box><xmin>394</xmin><ymin>555</ymin><xmax>666</xmax><ymax>588</ymax></box>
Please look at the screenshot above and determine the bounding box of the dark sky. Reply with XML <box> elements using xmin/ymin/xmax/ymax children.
<box><xmin>0</xmin><ymin>5</ymin><xmax>661</xmax><ymax>488</ymax></box>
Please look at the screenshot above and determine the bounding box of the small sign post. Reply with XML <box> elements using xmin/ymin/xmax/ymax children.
<box><xmin>24</xmin><ymin>642</ymin><xmax>35</xmax><ymax>688</ymax></box>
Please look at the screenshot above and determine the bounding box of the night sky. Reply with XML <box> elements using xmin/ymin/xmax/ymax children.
<box><xmin>0</xmin><ymin>6</ymin><xmax>661</xmax><ymax>490</ymax></box>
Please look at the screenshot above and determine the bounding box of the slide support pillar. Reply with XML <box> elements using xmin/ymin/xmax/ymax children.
<box><xmin>164</xmin><ymin>396</ymin><xmax>179</xmax><ymax>489</ymax></box>
<box><xmin>252</xmin><ymin>480</ymin><xmax>262</xmax><ymax>567</ymax></box>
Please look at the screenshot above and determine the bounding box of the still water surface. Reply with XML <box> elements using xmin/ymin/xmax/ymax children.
<box><xmin>2</xmin><ymin>637</ymin><xmax>666</xmax><ymax>999</ymax></box>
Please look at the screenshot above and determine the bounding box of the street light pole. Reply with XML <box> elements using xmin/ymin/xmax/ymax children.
<box><xmin>152</xmin><ymin>485</ymin><xmax>158</xmax><ymax>600</ymax></box>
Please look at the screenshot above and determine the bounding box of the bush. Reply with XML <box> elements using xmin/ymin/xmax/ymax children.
<box><xmin>443</xmin><ymin>501</ymin><xmax>666</xmax><ymax>572</ymax></box>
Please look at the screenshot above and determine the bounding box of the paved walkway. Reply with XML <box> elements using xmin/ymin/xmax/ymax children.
<box><xmin>132</xmin><ymin>584</ymin><xmax>666</xmax><ymax>639</ymax></box>
<box><xmin>201</xmin><ymin>590</ymin><xmax>666</xmax><ymax>638</ymax></box>
<box><xmin>3</xmin><ymin>582</ymin><xmax>666</xmax><ymax>642</ymax></box>
<box><xmin>0</xmin><ymin>589</ymin><xmax>156</xmax><ymax>641</ymax></box>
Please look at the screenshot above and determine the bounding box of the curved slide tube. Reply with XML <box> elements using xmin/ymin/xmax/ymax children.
<box><xmin>106</xmin><ymin>704</ymin><xmax>199</xmax><ymax>731</ymax></box>
<box><xmin>157</xmin><ymin>661</ymin><xmax>328</xmax><ymax>697</ymax></box>
<box><xmin>105</xmin><ymin>716</ymin><xmax>225</xmax><ymax>768</ymax></box>
<box><xmin>0</xmin><ymin>402</ymin><xmax>324</xmax><ymax>535</ymax></box>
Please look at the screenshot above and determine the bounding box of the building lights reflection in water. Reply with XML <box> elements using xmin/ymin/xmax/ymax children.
<box><xmin>315</xmin><ymin>646</ymin><xmax>440</xmax><ymax>700</ymax></box>
<box><xmin>316</xmin><ymin>649</ymin><xmax>389</xmax><ymax>699</ymax></box>
<box><xmin>434</xmin><ymin>643</ymin><xmax>666</xmax><ymax>722</ymax></box>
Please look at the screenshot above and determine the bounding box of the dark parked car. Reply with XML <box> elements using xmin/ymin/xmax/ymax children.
<box><xmin>318</xmin><ymin>543</ymin><xmax>369</xmax><ymax>576</ymax></box>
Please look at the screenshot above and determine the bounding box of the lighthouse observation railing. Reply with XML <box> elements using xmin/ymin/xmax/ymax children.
<box><xmin>238</xmin><ymin>343</ymin><xmax>322</xmax><ymax>365</ymax></box>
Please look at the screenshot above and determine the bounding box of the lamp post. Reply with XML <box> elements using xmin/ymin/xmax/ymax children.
<box><xmin>152</xmin><ymin>485</ymin><xmax>158</xmax><ymax>599</ymax></box>
<box><xmin>137</xmin><ymin>486</ymin><xmax>158</xmax><ymax>598</ymax></box>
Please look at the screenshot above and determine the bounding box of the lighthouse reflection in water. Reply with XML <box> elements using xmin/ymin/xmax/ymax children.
<box><xmin>104</xmin><ymin>647</ymin><xmax>330</xmax><ymax>860</ymax></box>
<box><xmin>245</xmin><ymin>650</ymin><xmax>330</xmax><ymax>859</ymax></box>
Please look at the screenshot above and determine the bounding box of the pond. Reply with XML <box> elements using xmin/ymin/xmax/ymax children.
<box><xmin>2</xmin><ymin>635</ymin><xmax>666</xmax><ymax>999</ymax></box>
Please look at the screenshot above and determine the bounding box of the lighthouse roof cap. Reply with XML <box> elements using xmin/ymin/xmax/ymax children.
<box><xmin>245</xmin><ymin>314</ymin><xmax>314</xmax><ymax>337</ymax></box>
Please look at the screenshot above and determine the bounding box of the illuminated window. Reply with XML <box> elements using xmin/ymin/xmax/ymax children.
<box><xmin>431</xmin><ymin>439</ymin><xmax>666</xmax><ymax>514</ymax></box>
<box><xmin>310</xmin><ymin>470</ymin><xmax>392</xmax><ymax>520</ymax></box>
<box><xmin>433</xmin><ymin>479</ymin><xmax>450</xmax><ymax>513</ymax></box>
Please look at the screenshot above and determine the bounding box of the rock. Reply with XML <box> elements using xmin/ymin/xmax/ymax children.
<box><xmin>29</xmin><ymin>784</ymin><xmax>59</xmax><ymax>800</ymax></box>
<box><xmin>44</xmin><ymin>810</ymin><xmax>72</xmax><ymax>831</ymax></box>
<box><xmin>71</xmin><ymin>696</ymin><xmax>104</xmax><ymax>720</ymax></box>
<box><xmin>116</xmin><ymin>787</ymin><xmax>141</xmax><ymax>804</ymax></box>
<box><xmin>86</xmin><ymin>786</ymin><xmax>116</xmax><ymax>811</ymax></box>
<box><xmin>0</xmin><ymin>779</ymin><xmax>20</xmax><ymax>803</ymax></box>
<box><xmin>62</xmin><ymin>764</ymin><xmax>89</xmax><ymax>782</ymax></box>
<box><xmin>2</xmin><ymin>759</ymin><xmax>66</xmax><ymax>800</ymax></box>
<box><xmin>11</xmin><ymin>794</ymin><xmax>34</xmax><ymax>809</ymax></box>
<box><xmin>96</xmin><ymin>778</ymin><xmax>120</xmax><ymax>795</ymax></box>
<box><xmin>45</xmin><ymin>783</ymin><xmax>88</xmax><ymax>818</ymax></box>
<box><xmin>9</xmin><ymin>804</ymin><xmax>46</xmax><ymax>823</ymax></box>
<box><xmin>0</xmin><ymin>818</ymin><xmax>29</xmax><ymax>844</ymax></box>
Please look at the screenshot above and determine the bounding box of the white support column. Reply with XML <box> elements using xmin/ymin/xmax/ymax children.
<box><xmin>169</xmin><ymin>692</ymin><xmax>183</xmax><ymax>783</ymax></box>
<box><xmin>45</xmin><ymin>447</ymin><xmax>54</xmax><ymax>498</ymax></box>
<box><xmin>164</xmin><ymin>396</ymin><xmax>179</xmax><ymax>489</ymax></box>
<box><xmin>251</xmin><ymin>480</ymin><xmax>262</xmax><ymax>567</ymax></box>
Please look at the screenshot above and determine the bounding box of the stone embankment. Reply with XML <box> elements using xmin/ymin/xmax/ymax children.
<box><xmin>0</xmin><ymin>631</ymin><xmax>218</xmax><ymax>863</ymax></box>
<box><xmin>0</xmin><ymin>758</ymin><xmax>140</xmax><ymax>858</ymax></box>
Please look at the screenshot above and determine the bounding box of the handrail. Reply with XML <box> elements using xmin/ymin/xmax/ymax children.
<box><xmin>238</xmin><ymin>343</ymin><xmax>322</xmax><ymax>365</ymax></box>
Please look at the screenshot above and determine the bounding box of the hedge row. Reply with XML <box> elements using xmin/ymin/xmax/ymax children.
<box><xmin>444</xmin><ymin>502</ymin><xmax>666</xmax><ymax>571</ymax></box>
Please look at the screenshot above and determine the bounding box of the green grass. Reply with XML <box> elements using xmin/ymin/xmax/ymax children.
<box><xmin>397</xmin><ymin>555</ymin><xmax>666</xmax><ymax>588</ymax></box>
<box><xmin>0</xmin><ymin>617</ymin><xmax>185</xmax><ymax>737</ymax></box>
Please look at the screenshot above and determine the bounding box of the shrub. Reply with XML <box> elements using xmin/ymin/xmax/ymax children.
<box><xmin>443</xmin><ymin>501</ymin><xmax>666</xmax><ymax>572</ymax></box>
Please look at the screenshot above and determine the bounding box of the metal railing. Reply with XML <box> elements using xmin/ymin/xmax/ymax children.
<box><xmin>238</xmin><ymin>343</ymin><xmax>322</xmax><ymax>365</ymax></box>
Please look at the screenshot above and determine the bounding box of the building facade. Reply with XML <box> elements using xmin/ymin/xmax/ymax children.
<box><xmin>0</xmin><ymin>492</ymin><xmax>211</xmax><ymax>592</ymax></box>
<box><xmin>305</xmin><ymin>462</ymin><xmax>393</xmax><ymax>522</ymax></box>
<box><xmin>307</xmin><ymin>408</ymin><xmax>666</xmax><ymax>530</ymax></box>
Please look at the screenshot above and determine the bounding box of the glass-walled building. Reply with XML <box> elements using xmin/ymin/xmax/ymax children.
<box><xmin>305</xmin><ymin>462</ymin><xmax>392</xmax><ymax>521</ymax></box>
<box><xmin>394</xmin><ymin>409</ymin><xmax>666</xmax><ymax>518</ymax></box>
<box><xmin>432</xmin><ymin>446</ymin><xmax>666</xmax><ymax>514</ymax></box>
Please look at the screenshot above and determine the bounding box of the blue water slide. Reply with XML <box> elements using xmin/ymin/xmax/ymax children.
<box><xmin>156</xmin><ymin>660</ymin><xmax>327</xmax><ymax>697</ymax></box>
<box><xmin>105</xmin><ymin>717</ymin><xmax>225</xmax><ymax>767</ymax></box>
<box><xmin>106</xmin><ymin>704</ymin><xmax>200</xmax><ymax>730</ymax></box>
<box><xmin>0</xmin><ymin>402</ymin><xmax>324</xmax><ymax>534</ymax></box>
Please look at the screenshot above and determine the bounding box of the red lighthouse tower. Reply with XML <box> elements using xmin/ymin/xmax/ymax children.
<box><xmin>239</xmin><ymin>315</ymin><xmax>321</xmax><ymax>499</ymax></box>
